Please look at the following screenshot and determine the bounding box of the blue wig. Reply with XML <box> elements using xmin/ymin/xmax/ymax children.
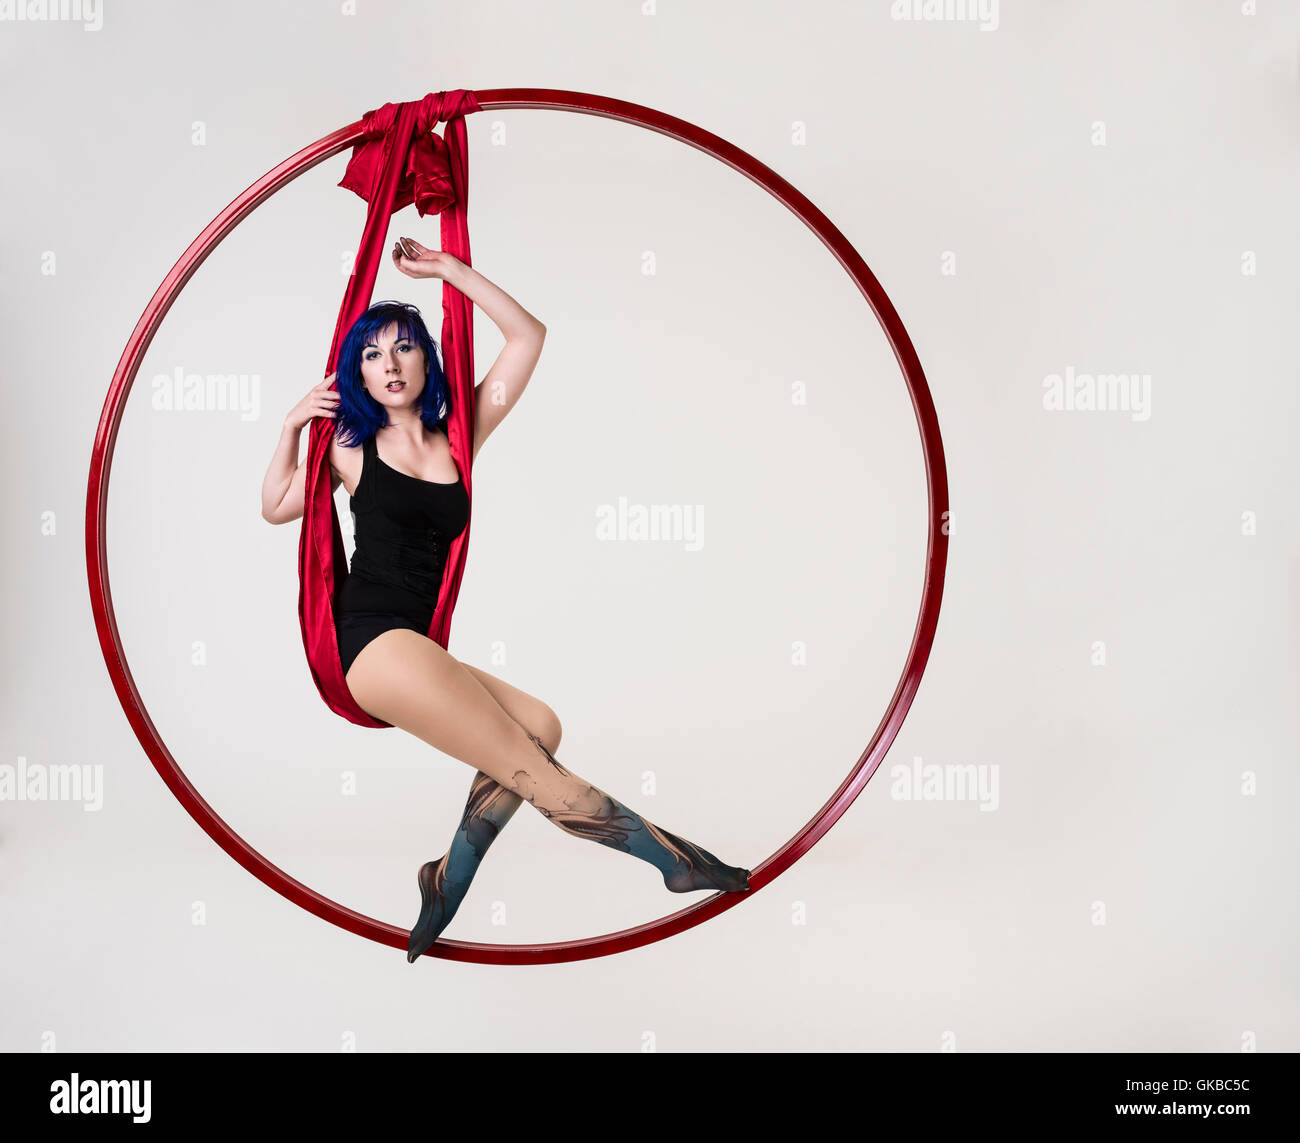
<box><xmin>332</xmin><ymin>300</ymin><xmax>449</xmax><ymax>448</ymax></box>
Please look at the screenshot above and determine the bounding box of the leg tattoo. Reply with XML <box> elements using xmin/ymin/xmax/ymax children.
<box><xmin>407</xmin><ymin>770</ymin><xmax>524</xmax><ymax>963</ymax></box>
<box><xmin>516</xmin><ymin>732</ymin><xmax>751</xmax><ymax>895</ymax></box>
<box><xmin>407</xmin><ymin>731</ymin><xmax>751</xmax><ymax>963</ymax></box>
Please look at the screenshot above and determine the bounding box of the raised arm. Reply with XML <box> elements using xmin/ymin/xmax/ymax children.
<box><xmin>262</xmin><ymin>375</ymin><xmax>342</xmax><ymax>525</ymax></box>
<box><xmin>392</xmin><ymin>238</ymin><xmax>546</xmax><ymax>463</ymax></box>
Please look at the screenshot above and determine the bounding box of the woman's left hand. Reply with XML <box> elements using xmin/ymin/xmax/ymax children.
<box><xmin>392</xmin><ymin>236</ymin><xmax>458</xmax><ymax>280</ymax></box>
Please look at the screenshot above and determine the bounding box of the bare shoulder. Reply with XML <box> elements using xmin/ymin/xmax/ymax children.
<box><xmin>328</xmin><ymin>432</ymin><xmax>362</xmax><ymax>496</ymax></box>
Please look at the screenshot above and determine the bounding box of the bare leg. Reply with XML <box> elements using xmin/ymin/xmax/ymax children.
<box><xmin>435</xmin><ymin>661</ymin><xmax>560</xmax><ymax>891</ymax></box>
<box><xmin>343</xmin><ymin>631</ymin><xmax>751</xmax><ymax>959</ymax></box>
<box><xmin>401</xmin><ymin>666</ymin><xmax>558</xmax><ymax>959</ymax></box>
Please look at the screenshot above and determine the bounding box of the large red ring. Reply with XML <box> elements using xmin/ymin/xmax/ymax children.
<box><xmin>86</xmin><ymin>89</ymin><xmax>949</xmax><ymax>964</ymax></box>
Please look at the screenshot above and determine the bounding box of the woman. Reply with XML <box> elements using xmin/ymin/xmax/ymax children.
<box><xmin>262</xmin><ymin>237</ymin><xmax>751</xmax><ymax>963</ymax></box>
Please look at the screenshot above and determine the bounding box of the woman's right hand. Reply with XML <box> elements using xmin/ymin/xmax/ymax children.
<box><xmin>284</xmin><ymin>373</ymin><xmax>340</xmax><ymax>431</ymax></box>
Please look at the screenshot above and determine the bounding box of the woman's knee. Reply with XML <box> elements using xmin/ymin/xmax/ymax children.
<box><xmin>536</xmin><ymin>709</ymin><xmax>562</xmax><ymax>755</ymax></box>
<box><xmin>493</xmin><ymin>701</ymin><xmax>561</xmax><ymax>757</ymax></box>
<box><xmin>517</xmin><ymin>703</ymin><xmax>561</xmax><ymax>755</ymax></box>
<box><xmin>344</xmin><ymin>633</ymin><xmax>562</xmax><ymax>791</ymax></box>
<box><xmin>459</xmin><ymin>662</ymin><xmax>562</xmax><ymax>754</ymax></box>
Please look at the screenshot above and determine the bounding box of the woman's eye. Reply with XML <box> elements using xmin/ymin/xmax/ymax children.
<box><xmin>363</xmin><ymin>344</ymin><xmax>409</xmax><ymax>360</ymax></box>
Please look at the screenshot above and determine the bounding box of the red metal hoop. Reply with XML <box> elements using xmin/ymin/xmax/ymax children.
<box><xmin>86</xmin><ymin>89</ymin><xmax>949</xmax><ymax>965</ymax></box>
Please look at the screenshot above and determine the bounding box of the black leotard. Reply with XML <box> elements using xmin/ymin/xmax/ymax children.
<box><xmin>334</xmin><ymin>423</ymin><xmax>469</xmax><ymax>677</ymax></box>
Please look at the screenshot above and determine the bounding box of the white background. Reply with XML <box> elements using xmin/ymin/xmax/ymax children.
<box><xmin>2</xmin><ymin>0</ymin><xmax>1296</xmax><ymax>1051</ymax></box>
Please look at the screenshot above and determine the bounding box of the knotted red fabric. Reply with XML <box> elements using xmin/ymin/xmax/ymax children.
<box><xmin>298</xmin><ymin>91</ymin><xmax>483</xmax><ymax>727</ymax></box>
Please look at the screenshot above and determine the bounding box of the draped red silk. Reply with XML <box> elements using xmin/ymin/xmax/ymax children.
<box><xmin>298</xmin><ymin>91</ymin><xmax>483</xmax><ymax>728</ymax></box>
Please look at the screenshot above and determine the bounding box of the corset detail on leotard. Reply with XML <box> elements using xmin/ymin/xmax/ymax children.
<box><xmin>348</xmin><ymin>532</ymin><xmax>450</xmax><ymax>597</ymax></box>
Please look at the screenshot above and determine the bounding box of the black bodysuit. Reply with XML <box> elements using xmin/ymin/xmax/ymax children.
<box><xmin>334</xmin><ymin>423</ymin><xmax>470</xmax><ymax>677</ymax></box>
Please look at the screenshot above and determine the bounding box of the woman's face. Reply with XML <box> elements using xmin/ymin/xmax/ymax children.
<box><xmin>359</xmin><ymin>322</ymin><xmax>427</xmax><ymax>415</ymax></box>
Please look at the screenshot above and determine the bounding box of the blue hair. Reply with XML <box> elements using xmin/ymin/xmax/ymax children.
<box><xmin>332</xmin><ymin>300</ymin><xmax>449</xmax><ymax>447</ymax></box>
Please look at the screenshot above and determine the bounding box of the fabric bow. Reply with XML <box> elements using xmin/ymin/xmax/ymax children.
<box><xmin>337</xmin><ymin>90</ymin><xmax>479</xmax><ymax>216</ymax></box>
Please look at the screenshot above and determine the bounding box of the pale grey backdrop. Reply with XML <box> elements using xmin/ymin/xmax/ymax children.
<box><xmin>2</xmin><ymin>0</ymin><xmax>1296</xmax><ymax>1052</ymax></box>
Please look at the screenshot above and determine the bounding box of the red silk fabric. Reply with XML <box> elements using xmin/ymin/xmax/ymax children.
<box><xmin>298</xmin><ymin>91</ymin><xmax>483</xmax><ymax>727</ymax></box>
